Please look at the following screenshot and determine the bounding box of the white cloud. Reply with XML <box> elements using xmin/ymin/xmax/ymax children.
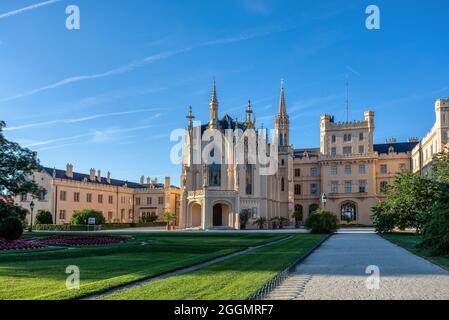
<box><xmin>0</xmin><ymin>0</ymin><xmax>61</xmax><ymax>20</ymax></box>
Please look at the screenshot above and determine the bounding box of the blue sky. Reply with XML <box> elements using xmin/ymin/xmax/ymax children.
<box><xmin>1</xmin><ymin>0</ymin><xmax>449</xmax><ymax>186</ymax></box>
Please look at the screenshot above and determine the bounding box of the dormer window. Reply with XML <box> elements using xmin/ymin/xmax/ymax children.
<box><xmin>388</xmin><ymin>146</ymin><xmax>395</xmax><ymax>153</ymax></box>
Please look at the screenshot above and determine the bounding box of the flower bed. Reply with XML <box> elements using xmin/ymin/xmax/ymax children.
<box><xmin>0</xmin><ymin>238</ymin><xmax>47</xmax><ymax>251</ymax></box>
<box><xmin>39</xmin><ymin>235</ymin><xmax>131</xmax><ymax>246</ymax></box>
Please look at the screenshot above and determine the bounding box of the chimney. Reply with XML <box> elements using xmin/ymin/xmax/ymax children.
<box><xmin>165</xmin><ymin>176</ymin><xmax>171</xmax><ymax>189</ymax></box>
<box><xmin>146</xmin><ymin>177</ymin><xmax>151</xmax><ymax>185</ymax></box>
<box><xmin>89</xmin><ymin>168</ymin><xmax>96</xmax><ymax>181</ymax></box>
<box><xmin>140</xmin><ymin>176</ymin><xmax>145</xmax><ymax>184</ymax></box>
<box><xmin>386</xmin><ymin>138</ymin><xmax>397</xmax><ymax>144</ymax></box>
<box><xmin>97</xmin><ymin>170</ymin><xmax>102</xmax><ymax>182</ymax></box>
<box><xmin>107</xmin><ymin>171</ymin><xmax>111</xmax><ymax>184</ymax></box>
<box><xmin>65</xmin><ymin>163</ymin><xmax>73</xmax><ymax>178</ymax></box>
<box><xmin>408</xmin><ymin>137</ymin><xmax>419</xmax><ymax>143</ymax></box>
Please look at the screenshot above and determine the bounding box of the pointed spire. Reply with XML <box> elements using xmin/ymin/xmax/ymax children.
<box><xmin>245</xmin><ymin>99</ymin><xmax>253</xmax><ymax>122</ymax></box>
<box><xmin>186</xmin><ymin>105</ymin><xmax>194</xmax><ymax>129</ymax></box>
<box><xmin>210</xmin><ymin>78</ymin><xmax>218</xmax><ymax>106</ymax></box>
<box><xmin>209</xmin><ymin>79</ymin><xmax>219</xmax><ymax>128</ymax></box>
<box><xmin>277</xmin><ymin>79</ymin><xmax>287</xmax><ymax>116</ymax></box>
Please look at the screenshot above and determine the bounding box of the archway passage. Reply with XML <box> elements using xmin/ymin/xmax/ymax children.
<box><xmin>190</xmin><ymin>203</ymin><xmax>202</xmax><ymax>227</ymax></box>
<box><xmin>213</xmin><ymin>203</ymin><xmax>223</xmax><ymax>226</ymax></box>
<box><xmin>341</xmin><ymin>202</ymin><xmax>357</xmax><ymax>222</ymax></box>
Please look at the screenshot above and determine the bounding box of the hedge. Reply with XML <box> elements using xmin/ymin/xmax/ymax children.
<box><xmin>33</xmin><ymin>222</ymin><xmax>166</xmax><ymax>231</ymax></box>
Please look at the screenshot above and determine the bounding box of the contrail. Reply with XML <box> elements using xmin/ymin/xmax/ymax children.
<box><xmin>0</xmin><ymin>0</ymin><xmax>61</xmax><ymax>20</ymax></box>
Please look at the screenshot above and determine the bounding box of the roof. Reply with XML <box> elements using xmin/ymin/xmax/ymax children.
<box><xmin>41</xmin><ymin>167</ymin><xmax>165</xmax><ymax>189</ymax></box>
<box><xmin>200</xmin><ymin>114</ymin><xmax>251</xmax><ymax>134</ymax></box>
<box><xmin>294</xmin><ymin>148</ymin><xmax>320</xmax><ymax>159</ymax></box>
<box><xmin>373</xmin><ymin>142</ymin><xmax>419</xmax><ymax>154</ymax></box>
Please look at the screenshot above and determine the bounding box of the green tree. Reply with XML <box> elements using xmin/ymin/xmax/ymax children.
<box><xmin>0</xmin><ymin>121</ymin><xmax>42</xmax><ymax>196</ymax></box>
<box><xmin>162</xmin><ymin>211</ymin><xmax>176</xmax><ymax>229</ymax></box>
<box><xmin>432</xmin><ymin>146</ymin><xmax>449</xmax><ymax>183</ymax></box>
<box><xmin>372</xmin><ymin>201</ymin><xmax>397</xmax><ymax>233</ymax></box>
<box><xmin>382</xmin><ymin>172</ymin><xmax>437</xmax><ymax>233</ymax></box>
<box><xmin>35</xmin><ymin>210</ymin><xmax>53</xmax><ymax>225</ymax></box>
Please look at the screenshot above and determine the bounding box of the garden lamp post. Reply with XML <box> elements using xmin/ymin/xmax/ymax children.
<box><xmin>321</xmin><ymin>193</ymin><xmax>328</xmax><ymax>209</ymax></box>
<box><xmin>29</xmin><ymin>200</ymin><xmax>35</xmax><ymax>232</ymax></box>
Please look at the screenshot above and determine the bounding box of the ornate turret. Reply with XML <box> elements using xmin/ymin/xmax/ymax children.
<box><xmin>244</xmin><ymin>99</ymin><xmax>256</xmax><ymax>128</ymax></box>
<box><xmin>209</xmin><ymin>80</ymin><xmax>219</xmax><ymax>129</ymax></box>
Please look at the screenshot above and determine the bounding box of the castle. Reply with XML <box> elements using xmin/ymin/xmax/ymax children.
<box><xmin>178</xmin><ymin>81</ymin><xmax>449</xmax><ymax>229</ymax></box>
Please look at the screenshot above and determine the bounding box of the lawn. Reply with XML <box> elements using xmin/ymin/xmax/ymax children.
<box><xmin>382</xmin><ymin>232</ymin><xmax>449</xmax><ymax>270</ymax></box>
<box><xmin>0</xmin><ymin>232</ymin><xmax>284</xmax><ymax>300</ymax></box>
<box><xmin>106</xmin><ymin>234</ymin><xmax>327</xmax><ymax>300</ymax></box>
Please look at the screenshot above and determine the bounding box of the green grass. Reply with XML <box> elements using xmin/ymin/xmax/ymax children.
<box><xmin>0</xmin><ymin>232</ymin><xmax>284</xmax><ymax>300</ymax></box>
<box><xmin>382</xmin><ymin>232</ymin><xmax>449</xmax><ymax>270</ymax></box>
<box><xmin>107</xmin><ymin>234</ymin><xmax>327</xmax><ymax>300</ymax></box>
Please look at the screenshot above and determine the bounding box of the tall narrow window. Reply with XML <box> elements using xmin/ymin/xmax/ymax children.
<box><xmin>245</xmin><ymin>164</ymin><xmax>253</xmax><ymax>195</ymax></box>
<box><xmin>281</xmin><ymin>177</ymin><xmax>285</xmax><ymax>192</ymax></box>
<box><xmin>294</xmin><ymin>184</ymin><xmax>301</xmax><ymax>195</ymax></box>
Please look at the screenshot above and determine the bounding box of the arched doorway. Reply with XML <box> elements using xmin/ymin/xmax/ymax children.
<box><xmin>341</xmin><ymin>202</ymin><xmax>357</xmax><ymax>222</ymax></box>
<box><xmin>294</xmin><ymin>204</ymin><xmax>303</xmax><ymax>214</ymax></box>
<box><xmin>190</xmin><ymin>203</ymin><xmax>202</xmax><ymax>227</ymax></box>
<box><xmin>213</xmin><ymin>204</ymin><xmax>222</xmax><ymax>226</ymax></box>
<box><xmin>212</xmin><ymin>202</ymin><xmax>231</xmax><ymax>227</ymax></box>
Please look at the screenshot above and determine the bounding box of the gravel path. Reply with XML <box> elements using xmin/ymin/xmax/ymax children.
<box><xmin>266</xmin><ymin>233</ymin><xmax>449</xmax><ymax>300</ymax></box>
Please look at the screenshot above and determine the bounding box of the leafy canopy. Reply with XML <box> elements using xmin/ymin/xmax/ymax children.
<box><xmin>0</xmin><ymin>121</ymin><xmax>42</xmax><ymax>196</ymax></box>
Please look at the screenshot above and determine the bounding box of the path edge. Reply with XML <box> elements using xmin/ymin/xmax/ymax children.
<box><xmin>249</xmin><ymin>233</ymin><xmax>333</xmax><ymax>301</ymax></box>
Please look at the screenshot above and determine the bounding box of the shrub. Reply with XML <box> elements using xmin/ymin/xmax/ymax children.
<box><xmin>239</xmin><ymin>209</ymin><xmax>250</xmax><ymax>229</ymax></box>
<box><xmin>304</xmin><ymin>210</ymin><xmax>338</xmax><ymax>234</ymax></box>
<box><xmin>0</xmin><ymin>202</ymin><xmax>28</xmax><ymax>224</ymax></box>
<box><xmin>70</xmin><ymin>209</ymin><xmax>105</xmax><ymax>225</ymax></box>
<box><xmin>141</xmin><ymin>214</ymin><xmax>158</xmax><ymax>223</ymax></box>
<box><xmin>35</xmin><ymin>210</ymin><xmax>53</xmax><ymax>225</ymax></box>
<box><xmin>419</xmin><ymin>198</ymin><xmax>449</xmax><ymax>256</ymax></box>
<box><xmin>0</xmin><ymin>216</ymin><xmax>23</xmax><ymax>240</ymax></box>
<box><xmin>253</xmin><ymin>217</ymin><xmax>267</xmax><ymax>230</ymax></box>
<box><xmin>372</xmin><ymin>202</ymin><xmax>397</xmax><ymax>233</ymax></box>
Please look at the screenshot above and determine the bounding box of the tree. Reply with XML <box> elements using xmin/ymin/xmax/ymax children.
<box><xmin>419</xmin><ymin>195</ymin><xmax>449</xmax><ymax>256</ymax></box>
<box><xmin>0</xmin><ymin>121</ymin><xmax>42</xmax><ymax>196</ymax></box>
<box><xmin>253</xmin><ymin>217</ymin><xmax>267</xmax><ymax>230</ymax></box>
<box><xmin>162</xmin><ymin>211</ymin><xmax>176</xmax><ymax>230</ymax></box>
<box><xmin>432</xmin><ymin>146</ymin><xmax>449</xmax><ymax>183</ymax></box>
<box><xmin>382</xmin><ymin>172</ymin><xmax>437</xmax><ymax>233</ymax></box>
<box><xmin>0</xmin><ymin>121</ymin><xmax>43</xmax><ymax>239</ymax></box>
<box><xmin>35</xmin><ymin>210</ymin><xmax>53</xmax><ymax>225</ymax></box>
<box><xmin>372</xmin><ymin>202</ymin><xmax>397</xmax><ymax>233</ymax></box>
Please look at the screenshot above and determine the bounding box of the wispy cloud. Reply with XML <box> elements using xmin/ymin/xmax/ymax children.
<box><xmin>91</xmin><ymin>125</ymin><xmax>154</xmax><ymax>143</ymax></box>
<box><xmin>1</xmin><ymin>24</ymin><xmax>292</xmax><ymax>102</ymax></box>
<box><xmin>24</xmin><ymin>133</ymin><xmax>89</xmax><ymax>148</ymax></box>
<box><xmin>0</xmin><ymin>0</ymin><xmax>61</xmax><ymax>20</ymax></box>
<box><xmin>4</xmin><ymin>108</ymin><xmax>160</xmax><ymax>131</ymax></box>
